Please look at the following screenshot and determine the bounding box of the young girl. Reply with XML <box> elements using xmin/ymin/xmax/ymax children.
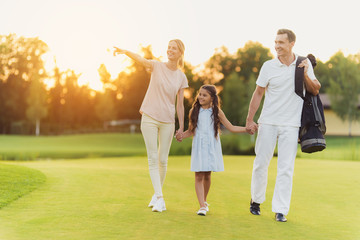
<box><xmin>176</xmin><ymin>85</ymin><xmax>248</xmax><ymax>216</ymax></box>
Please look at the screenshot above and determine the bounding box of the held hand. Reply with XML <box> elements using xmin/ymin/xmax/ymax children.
<box><xmin>246</xmin><ymin>126</ymin><xmax>257</xmax><ymax>135</ymax></box>
<box><xmin>175</xmin><ymin>130</ymin><xmax>183</xmax><ymax>142</ymax></box>
<box><xmin>113</xmin><ymin>46</ymin><xmax>126</xmax><ymax>56</ymax></box>
<box><xmin>246</xmin><ymin>120</ymin><xmax>258</xmax><ymax>135</ymax></box>
<box><xmin>298</xmin><ymin>59</ymin><xmax>309</xmax><ymax>73</ymax></box>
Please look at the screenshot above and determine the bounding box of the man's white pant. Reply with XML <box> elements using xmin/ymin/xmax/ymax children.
<box><xmin>251</xmin><ymin>124</ymin><xmax>298</xmax><ymax>215</ymax></box>
<box><xmin>141</xmin><ymin>114</ymin><xmax>175</xmax><ymax>198</ymax></box>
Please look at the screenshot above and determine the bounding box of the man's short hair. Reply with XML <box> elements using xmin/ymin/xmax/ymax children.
<box><xmin>277</xmin><ymin>29</ymin><xmax>296</xmax><ymax>43</ymax></box>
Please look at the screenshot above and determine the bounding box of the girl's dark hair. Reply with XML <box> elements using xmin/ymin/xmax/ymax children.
<box><xmin>188</xmin><ymin>85</ymin><xmax>221</xmax><ymax>138</ymax></box>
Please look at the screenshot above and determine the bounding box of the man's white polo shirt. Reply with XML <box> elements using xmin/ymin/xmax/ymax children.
<box><xmin>256</xmin><ymin>55</ymin><xmax>316</xmax><ymax>127</ymax></box>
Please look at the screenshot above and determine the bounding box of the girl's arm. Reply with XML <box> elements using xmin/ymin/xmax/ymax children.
<box><xmin>175</xmin><ymin>129</ymin><xmax>193</xmax><ymax>142</ymax></box>
<box><xmin>181</xmin><ymin>129</ymin><xmax>193</xmax><ymax>139</ymax></box>
<box><xmin>176</xmin><ymin>88</ymin><xmax>185</xmax><ymax>133</ymax></box>
<box><xmin>219</xmin><ymin>109</ymin><xmax>247</xmax><ymax>133</ymax></box>
<box><xmin>113</xmin><ymin>47</ymin><xmax>153</xmax><ymax>71</ymax></box>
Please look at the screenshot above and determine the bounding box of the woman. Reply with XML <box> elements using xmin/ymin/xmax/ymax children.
<box><xmin>113</xmin><ymin>39</ymin><xmax>188</xmax><ymax>212</ymax></box>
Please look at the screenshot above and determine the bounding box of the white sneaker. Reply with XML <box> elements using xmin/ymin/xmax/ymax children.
<box><xmin>197</xmin><ymin>207</ymin><xmax>207</xmax><ymax>216</ymax></box>
<box><xmin>204</xmin><ymin>202</ymin><xmax>210</xmax><ymax>212</ymax></box>
<box><xmin>152</xmin><ymin>198</ymin><xmax>166</xmax><ymax>212</ymax></box>
<box><xmin>148</xmin><ymin>194</ymin><xmax>157</xmax><ymax>208</ymax></box>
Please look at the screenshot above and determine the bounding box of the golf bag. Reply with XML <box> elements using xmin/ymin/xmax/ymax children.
<box><xmin>295</xmin><ymin>56</ymin><xmax>326</xmax><ymax>153</ymax></box>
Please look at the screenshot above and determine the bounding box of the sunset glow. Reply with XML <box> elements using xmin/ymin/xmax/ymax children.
<box><xmin>2</xmin><ymin>0</ymin><xmax>359</xmax><ymax>91</ymax></box>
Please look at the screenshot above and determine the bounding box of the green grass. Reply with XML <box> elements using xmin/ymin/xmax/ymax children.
<box><xmin>0</xmin><ymin>133</ymin><xmax>255</xmax><ymax>160</ymax></box>
<box><xmin>297</xmin><ymin>135</ymin><xmax>360</xmax><ymax>161</ymax></box>
<box><xmin>0</xmin><ymin>156</ymin><xmax>359</xmax><ymax>240</ymax></box>
<box><xmin>0</xmin><ymin>133</ymin><xmax>147</xmax><ymax>160</ymax></box>
<box><xmin>0</xmin><ymin>133</ymin><xmax>359</xmax><ymax>161</ymax></box>
<box><xmin>0</xmin><ymin>164</ymin><xmax>46</xmax><ymax>209</ymax></box>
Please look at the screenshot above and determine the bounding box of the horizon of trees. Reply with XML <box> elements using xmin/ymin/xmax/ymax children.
<box><xmin>1</xmin><ymin>34</ymin><xmax>359</xmax><ymax>136</ymax></box>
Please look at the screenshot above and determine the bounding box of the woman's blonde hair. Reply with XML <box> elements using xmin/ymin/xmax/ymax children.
<box><xmin>169</xmin><ymin>39</ymin><xmax>185</xmax><ymax>68</ymax></box>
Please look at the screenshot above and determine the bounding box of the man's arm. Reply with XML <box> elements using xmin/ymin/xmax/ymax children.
<box><xmin>246</xmin><ymin>85</ymin><xmax>265</xmax><ymax>134</ymax></box>
<box><xmin>299</xmin><ymin>59</ymin><xmax>321</xmax><ymax>95</ymax></box>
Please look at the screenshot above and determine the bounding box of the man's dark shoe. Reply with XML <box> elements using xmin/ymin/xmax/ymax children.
<box><xmin>250</xmin><ymin>199</ymin><xmax>260</xmax><ymax>215</ymax></box>
<box><xmin>275</xmin><ymin>213</ymin><xmax>287</xmax><ymax>222</ymax></box>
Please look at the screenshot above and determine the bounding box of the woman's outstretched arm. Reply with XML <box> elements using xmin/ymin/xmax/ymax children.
<box><xmin>113</xmin><ymin>46</ymin><xmax>153</xmax><ymax>71</ymax></box>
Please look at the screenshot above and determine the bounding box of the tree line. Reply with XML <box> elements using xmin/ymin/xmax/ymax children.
<box><xmin>1</xmin><ymin>34</ymin><xmax>359</xmax><ymax>135</ymax></box>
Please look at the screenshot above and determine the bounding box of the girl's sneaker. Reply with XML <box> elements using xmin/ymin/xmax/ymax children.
<box><xmin>197</xmin><ymin>207</ymin><xmax>207</xmax><ymax>216</ymax></box>
<box><xmin>148</xmin><ymin>194</ymin><xmax>157</xmax><ymax>208</ymax></box>
<box><xmin>204</xmin><ymin>202</ymin><xmax>210</xmax><ymax>212</ymax></box>
<box><xmin>152</xmin><ymin>198</ymin><xmax>166</xmax><ymax>212</ymax></box>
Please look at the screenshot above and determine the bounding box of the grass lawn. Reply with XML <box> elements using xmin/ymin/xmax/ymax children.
<box><xmin>0</xmin><ymin>164</ymin><xmax>46</xmax><ymax>208</ymax></box>
<box><xmin>0</xmin><ymin>156</ymin><xmax>359</xmax><ymax>240</ymax></box>
<box><xmin>0</xmin><ymin>133</ymin><xmax>359</xmax><ymax>161</ymax></box>
<box><xmin>297</xmin><ymin>135</ymin><xmax>360</xmax><ymax>161</ymax></box>
<box><xmin>0</xmin><ymin>133</ymin><xmax>254</xmax><ymax>159</ymax></box>
<box><xmin>0</xmin><ymin>133</ymin><xmax>147</xmax><ymax>160</ymax></box>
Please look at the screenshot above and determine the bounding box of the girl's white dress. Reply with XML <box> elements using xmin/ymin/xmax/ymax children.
<box><xmin>191</xmin><ymin>107</ymin><xmax>224</xmax><ymax>172</ymax></box>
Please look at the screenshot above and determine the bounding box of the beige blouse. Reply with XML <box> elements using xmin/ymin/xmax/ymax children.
<box><xmin>140</xmin><ymin>61</ymin><xmax>188</xmax><ymax>123</ymax></box>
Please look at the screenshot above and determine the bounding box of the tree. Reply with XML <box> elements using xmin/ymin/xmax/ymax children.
<box><xmin>73</xmin><ymin>85</ymin><xmax>97</xmax><ymax>129</ymax></box>
<box><xmin>235</xmin><ymin>41</ymin><xmax>273</xmax><ymax>81</ymax></box>
<box><xmin>95</xmin><ymin>64</ymin><xmax>116</xmax><ymax>127</ymax></box>
<box><xmin>45</xmin><ymin>63</ymin><xmax>97</xmax><ymax>134</ymax></box>
<box><xmin>201</xmin><ymin>46</ymin><xmax>235</xmax><ymax>86</ymax></box>
<box><xmin>95</xmin><ymin>90</ymin><xmax>117</xmax><ymax>128</ymax></box>
<box><xmin>61</xmin><ymin>70</ymin><xmax>83</xmax><ymax>129</ymax></box>
<box><xmin>0</xmin><ymin>34</ymin><xmax>48</xmax><ymax>133</ymax></box>
<box><xmin>222</xmin><ymin>72</ymin><xmax>257</xmax><ymax>125</ymax></box>
<box><xmin>327</xmin><ymin>51</ymin><xmax>360</xmax><ymax>136</ymax></box>
<box><xmin>178</xmin><ymin>62</ymin><xmax>205</xmax><ymax>130</ymax></box>
<box><xmin>221</xmin><ymin>42</ymin><xmax>271</xmax><ymax>124</ymax></box>
<box><xmin>46</xmin><ymin>63</ymin><xmax>64</xmax><ymax>133</ymax></box>
<box><xmin>113</xmin><ymin>45</ymin><xmax>156</xmax><ymax>120</ymax></box>
<box><xmin>313</xmin><ymin>59</ymin><xmax>330</xmax><ymax>91</ymax></box>
<box><xmin>26</xmin><ymin>75</ymin><xmax>48</xmax><ymax>136</ymax></box>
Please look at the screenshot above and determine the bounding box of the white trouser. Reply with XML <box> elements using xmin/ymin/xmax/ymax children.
<box><xmin>141</xmin><ymin>114</ymin><xmax>175</xmax><ymax>198</ymax></box>
<box><xmin>251</xmin><ymin>124</ymin><xmax>298</xmax><ymax>215</ymax></box>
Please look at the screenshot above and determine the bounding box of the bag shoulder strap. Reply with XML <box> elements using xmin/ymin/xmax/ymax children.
<box><xmin>295</xmin><ymin>56</ymin><xmax>307</xmax><ymax>99</ymax></box>
<box><xmin>311</xmin><ymin>95</ymin><xmax>327</xmax><ymax>134</ymax></box>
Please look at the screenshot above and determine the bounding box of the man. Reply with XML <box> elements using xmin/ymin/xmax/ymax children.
<box><xmin>246</xmin><ymin>29</ymin><xmax>321</xmax><ymax>222</ymax></box>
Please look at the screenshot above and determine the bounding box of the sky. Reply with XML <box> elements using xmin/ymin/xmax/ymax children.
<box><xmin>1</xmin><ymin>0</ymin><xmax>360</xmax><ymax>90</ymax></box>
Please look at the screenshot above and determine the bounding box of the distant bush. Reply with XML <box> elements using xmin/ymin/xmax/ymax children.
<box><xmin>221</xmin><ymin>134</ymin><xmax>255</xmax><ymax>155</ymax></box>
